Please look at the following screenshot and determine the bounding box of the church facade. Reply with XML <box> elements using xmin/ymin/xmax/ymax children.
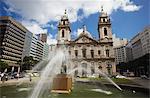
<box><xmin>56</xmin><ymin>9</ymin><xmax>116</xmax><ymax>77</ymax></box>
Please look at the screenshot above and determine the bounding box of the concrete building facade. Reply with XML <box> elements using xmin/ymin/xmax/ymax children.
<box><xmin>42</xmin><ymin>43</ymin><xmax>49</xmax><ymax>60</ymax></box>
<box><xmin>0</xmin><ymin>16</ymin><xmax>27</xmax><ymax>67</ymax></box>
<box><xmin>28</xmin><ymin>35</ymin><xmax>44</xmax><ymax>61</ymax></box>
<box><xmin>125</xmin><ymin>26</ymin><xmax>150</xmax><ymax>76</ymax></box>
<box><xmin>114</xmin><ymin>46</ymin><xmax>127</xmax><ymax>65</ymax></box>
<box><xmin>113</xmin><ymin>34</ymin><xmax>128</xmax><ymax>65</ymax></box>
<box><xmin>130</xmin><ymin>27</ymin><xmax>150</xmax><ymax>59</ymax></box>
<box><xmin>36</xmin><ymin>33</ymin><xmax>47</xmax><ymax>43</ymax></box>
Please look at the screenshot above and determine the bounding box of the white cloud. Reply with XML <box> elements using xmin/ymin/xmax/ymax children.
<box><xmin>121</xmin><ymin>4</ymin><xmax>141</xmax><ymax>12</ymax></box>
<box><xmin>4</xmin><ymin>0</ymin><xmax>141</xmax><ymax>25</ymax></box>
<box><xmin>21</xmin><ymin>20</ymin><xmax>57</xmax><ymax>45</ymax></box>
<box><xmin>47</xmin><ymin>34</ymin><xmax>57</xmax><ymax>45</ymax></box>
<box><xmin>21</xmin><ymin>21</ymin><xmax>47</xmax><ymax>34</ymax></box>
<box><xmin>77</xmin><ymin>28</ymin><xmax>84</xmax><ymax>36</ymax></box>
<box><xmin>3</xmin><ymin>0</ymin><xmax>141</xmax><ymax>45</ymax></box>
<box><xmin>72</xmin><ymin>28</ymin><xmax>83</xmax><ymax>37</ymax></box>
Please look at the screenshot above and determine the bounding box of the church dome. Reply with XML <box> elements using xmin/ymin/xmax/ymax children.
<box><xmin>78</xmin><ymin>25</ymin><xmax>93</xmax><ymax>38</ymax></box>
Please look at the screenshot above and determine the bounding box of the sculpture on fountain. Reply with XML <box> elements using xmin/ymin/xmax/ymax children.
<box><xmin>51</xmin><ymin>62</ymin><xmax>72</xmax><ymax>93</ymax></box>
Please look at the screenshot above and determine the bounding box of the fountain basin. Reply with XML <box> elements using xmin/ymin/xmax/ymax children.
<box><xmin>51</xmin><ymin>74</ymin><xmax>72</xmax><ymax>94</ymax></box>
<box><xmin>1</xmin><ymin>81</ymin><xmax>149</xmax><ymax>98</ymax></box>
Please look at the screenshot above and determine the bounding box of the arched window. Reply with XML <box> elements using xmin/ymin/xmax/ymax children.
<box><xmin>63</xmin><ymin>21</ymin><xmax>65</xmax><ymax>25</ymax></box>
<box><xmin>104</xmin><ymin>28</ymin><xmax>107</xmax><ymax>36</ymax></box>
<box><xmin>103</xmin><ymin>18</ymin><xmax>105</xmax><ymax>22</ymax></box>
<box><xmin>98</xmin><ymin>62</ymin><xmax>102</xmax><ymax>69</ymax></box>
<box><xmin>68</xmin><ymin>50</ymin><xmax>71</xmax><ymax>55</ymax></box>
<box><xmin>107</xmin><ymin>64</ymin><xmax>112</xmax><ymax>75</ymax></box>
<box><xmin>82</xmin><ymin>63</ymin><xmax>87</xmax><ymax>77</ymax></box>
<box><xmin>75</xmin><ymin>50</ymin><xmax>78</xmax><ymax>57</ymax></box>
<box><xmin>91</xmin><ymin>50</ymin><xmax>94</xmax><ymax>58</ymax></box>
<box><xmin>82</xmin><ymin>48</ymin><xmax>86</xmax><ymax>58</ymax></box>
<box><xmin>62</xmin><ymin>30</ymin><xmax>64</xmax><ymax>37</ymax></box>
<box><xmin>91</xmin><ymin>66</ymin><xmax>95</xmax><ymax>75</ymax></box>
<box><xmin>98</xmin><ymin>50</ymin><xmax>101</xmax><ymax>55</ymax></box>
<box><xmin>106</xmin><ymin>49</ymin><xmax>109</xmax><ymax>57</ymax></box>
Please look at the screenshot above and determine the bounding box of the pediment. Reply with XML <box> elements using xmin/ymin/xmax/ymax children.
<box><xmin>74</xmin><ymin>35</ymin><xmax>98</xmax><ymax>44</ymax></box>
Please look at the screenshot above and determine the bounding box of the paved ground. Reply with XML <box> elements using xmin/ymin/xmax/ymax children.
<box><xmin>127</xmin><ymin>77</ymin><xmax>150</xmax><ymax>89</ymax></box>
<box><xmin>0</xmin><ymin>77</ymin><xmax>36</xmax><ymax>87</ymax></box>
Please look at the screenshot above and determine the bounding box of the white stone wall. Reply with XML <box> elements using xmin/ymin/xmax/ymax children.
<box><xmin>66</xmin><ymin>43</ymin><xmax>115</xmax><ymax>77</ymax></box>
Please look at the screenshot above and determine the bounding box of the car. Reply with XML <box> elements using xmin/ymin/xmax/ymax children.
<box><xmin>116</xmin><ymin>75</ymin><xmax>126</xmax><ymax>79</ymax></box>
<box><xmin>87</xmin><ymin>74</ymin><xmax>99</xmax><ymax>78</ymax></box>
<box><xmin>13</xmin><ymin>72</ymin><xmax>24</xmax><ymax>78</ymax></box>
<box><xmin>140</xmin><ymin>75</ymin><xmax>148</xmax><ymax>79</ymax></box>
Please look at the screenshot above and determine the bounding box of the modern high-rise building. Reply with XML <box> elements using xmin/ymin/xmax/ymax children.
<box><xmin>31</xmin><ymin>35</ymin><xmax>44</xmax><ymax>61</ymax></box>
<box><xmin>42</xmin><ymin>43</ymin><xmax>49</xmax><ymax>60</ymax></box>
<box><xmin>130</xmin><ymin>26</ymin><xmax>150</xmax><ymax>59</ymax></box>
<box><xmin>125</xmin><ymin>43</ymin><xmax>133</xmax><ymax>62</ymax></box>
<box><xmin>0</xmin><ymin>16</ymin><xmax>28</xmax><ymax>67</ymax></box>
<box><xmin>23</xmin><ymin>34</ymin><xmax>44</xmax><ymax>61</ymax></box>
<box><xmin>36</xmin><ymin>33</ymin><xmax>47</xmax><ymax>43</ymax></box>
<box><xmin>114</xmin><ymin>46</ymin><xmax>127</xmax><ymax>65</ymax></box>
<box><xmin>22</xmin><ymin>31</ymin><xmax>33</xmax><ymax>59</ymax></box>
<box><xmin>125</xmin><ymin>26</ymin><xmax>150</xmax><ymax>76</ymax></box>
<box><xmin>113</xmin><ymin>34</ymin><xmax>128</xmax><ymax>48</ymax></box>
<box><xmin>0</xmin><ymin>16</ymin><xmax>48</xmax><ymax>71</ymax></box>
<box><xmin>113</xmin><ymin>34</ymin><xmax>128</xmax><ymax>65</ymax></box>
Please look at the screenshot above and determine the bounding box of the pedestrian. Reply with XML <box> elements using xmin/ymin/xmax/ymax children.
<box><xmin>29</xmin><ymin>74</ymin><xmax>32</xmax><ymax>82</ymax></box>
<box><xmin>16</xmin><ymin>73</ymin><xmax>19</xmax><ymax>80</ymax></box>
<box><xmin>1</xmin><ymin>73</ymin><xmax>5</xmax><ymax>83</ymax></box>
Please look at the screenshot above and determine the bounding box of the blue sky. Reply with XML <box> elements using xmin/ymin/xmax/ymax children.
<box><xmin>0</xmin><ymin>0</ymin><xmax>149</xmax><ymax>44</ymax></box>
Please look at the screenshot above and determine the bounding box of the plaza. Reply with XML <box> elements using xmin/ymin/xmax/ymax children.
<box><xmin>0</xmin><ymin>0</ymin><xmax>149</xmax><ymax>98</ymax></box>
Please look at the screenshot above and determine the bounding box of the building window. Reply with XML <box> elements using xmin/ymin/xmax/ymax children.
<box><xmin>62</xmin><ymin>30</ymin><xmax>64</xmax><ymax>37</ymax></box>
<box><xmin>75</xmin><ymin>50</ymin><xmax>78</xmax><ymax>57</ymax></box>
<box><xmin>104</xmin><ymin>28</ymin><xmax>107</xmax><ymax>36</ymax></box>
<box><xmin>107</xmin><ymin>64</ymin><xmax>112</xmax><ymax>75</ymax></box>
<box><xmin>69</xmin><ymin>50</ymin><xmax>71</xmax><ymax>55</ymax></box>
<box><xmin>63</xmin><ymin>21</ymin><xmax>65</xmax><ymax>25</ymax></box>
<box><xmin>91</xmin><ymin>50</ymin><xmax>94</xmax><ymax>58</ymax></box>
<box><xmin>98</xmin><ymin>65</ymin><xmax>102</xmax><ymax>70</ymax></box>
<box><xmin>82</xmin><ymin>63</ymin><xmax>87</xmax><ymax>77</ymax></box>
<box><xmin>106</xmin><ymin>49</ymin><xmax>109</xmax><ymax>57</ymax></box>
<box><xmin>82</xmin><ymin>48</ymin><xmax>86</xmax><ymax>58</ymax></box>
<box><xmin>98</xmin><ymin>50</ymin><xmax>101</xmax><ymax>55</ymax></box>
<box><xmin>91</xmin><ymin>66</ymin><xmax>95</xmax><ymax>75</ymax></box>
<box><xmin>103</xmin><ymin>18</ymin><xmax>105</xmax><ymax>22</ymax></box>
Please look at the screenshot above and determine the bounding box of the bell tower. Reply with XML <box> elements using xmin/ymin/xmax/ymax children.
<box><xmin>57</xmin><ymin>10</ymin><xmax>71</xmax><ymax>44</ymax></box>
<box><xmin>98</xmin><ymin>6</ymin><xmax>112</xmax><ymax>41</ymax></box>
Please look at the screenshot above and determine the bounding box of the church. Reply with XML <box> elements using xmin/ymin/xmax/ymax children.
<box><xmin>55</xmin><ymin>8</ymin><xmax>116</xmax><ymax>77</ymax></box>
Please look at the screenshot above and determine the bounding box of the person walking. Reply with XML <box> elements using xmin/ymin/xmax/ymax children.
<box><xmin>1</xmin><ymin>73</ymin><xmax>5</xmax><ymax>83</ymax></box>
<box><xmin>29</xmin><ymin>74</ymin><xmax>32</xmax><ymax>82</ymax></box>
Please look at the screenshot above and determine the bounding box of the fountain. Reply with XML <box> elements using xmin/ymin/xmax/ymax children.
<box><xmin>29</xmin><ymin>47</ymin><xmax>73</xmax><ymax>98</ymax></box>
<box><xmin>28</xmin><ymin>46</ymin><xmax>123</xmax><ymax>98</ymax></box>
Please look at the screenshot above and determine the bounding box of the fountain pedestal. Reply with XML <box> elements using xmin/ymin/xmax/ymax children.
<box><xmin>51</xmin><ymin>74</ymin><xmax>72</xmax><ymax>94</ymax></box>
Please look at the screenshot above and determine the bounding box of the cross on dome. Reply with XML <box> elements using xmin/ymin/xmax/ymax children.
<box><xmin>83</xmin><ymin>25</ymin><xmax>87</xmax><ymax>32</ymax></box>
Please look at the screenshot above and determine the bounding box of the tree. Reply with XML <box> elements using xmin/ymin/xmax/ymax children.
<box><xmin>17</xmin><ymin>60</ymin><xmax>22</xmax><ymax>66</ymax></box>
<box><xmin>22</xmin><ymin>56</ymin><xmax>39</xmax><ymax>70</ymax></box>
<box><xmin>0</xmin><ymin>60</ymin><xmax>9</xmax><ymax>72</ymax></box>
